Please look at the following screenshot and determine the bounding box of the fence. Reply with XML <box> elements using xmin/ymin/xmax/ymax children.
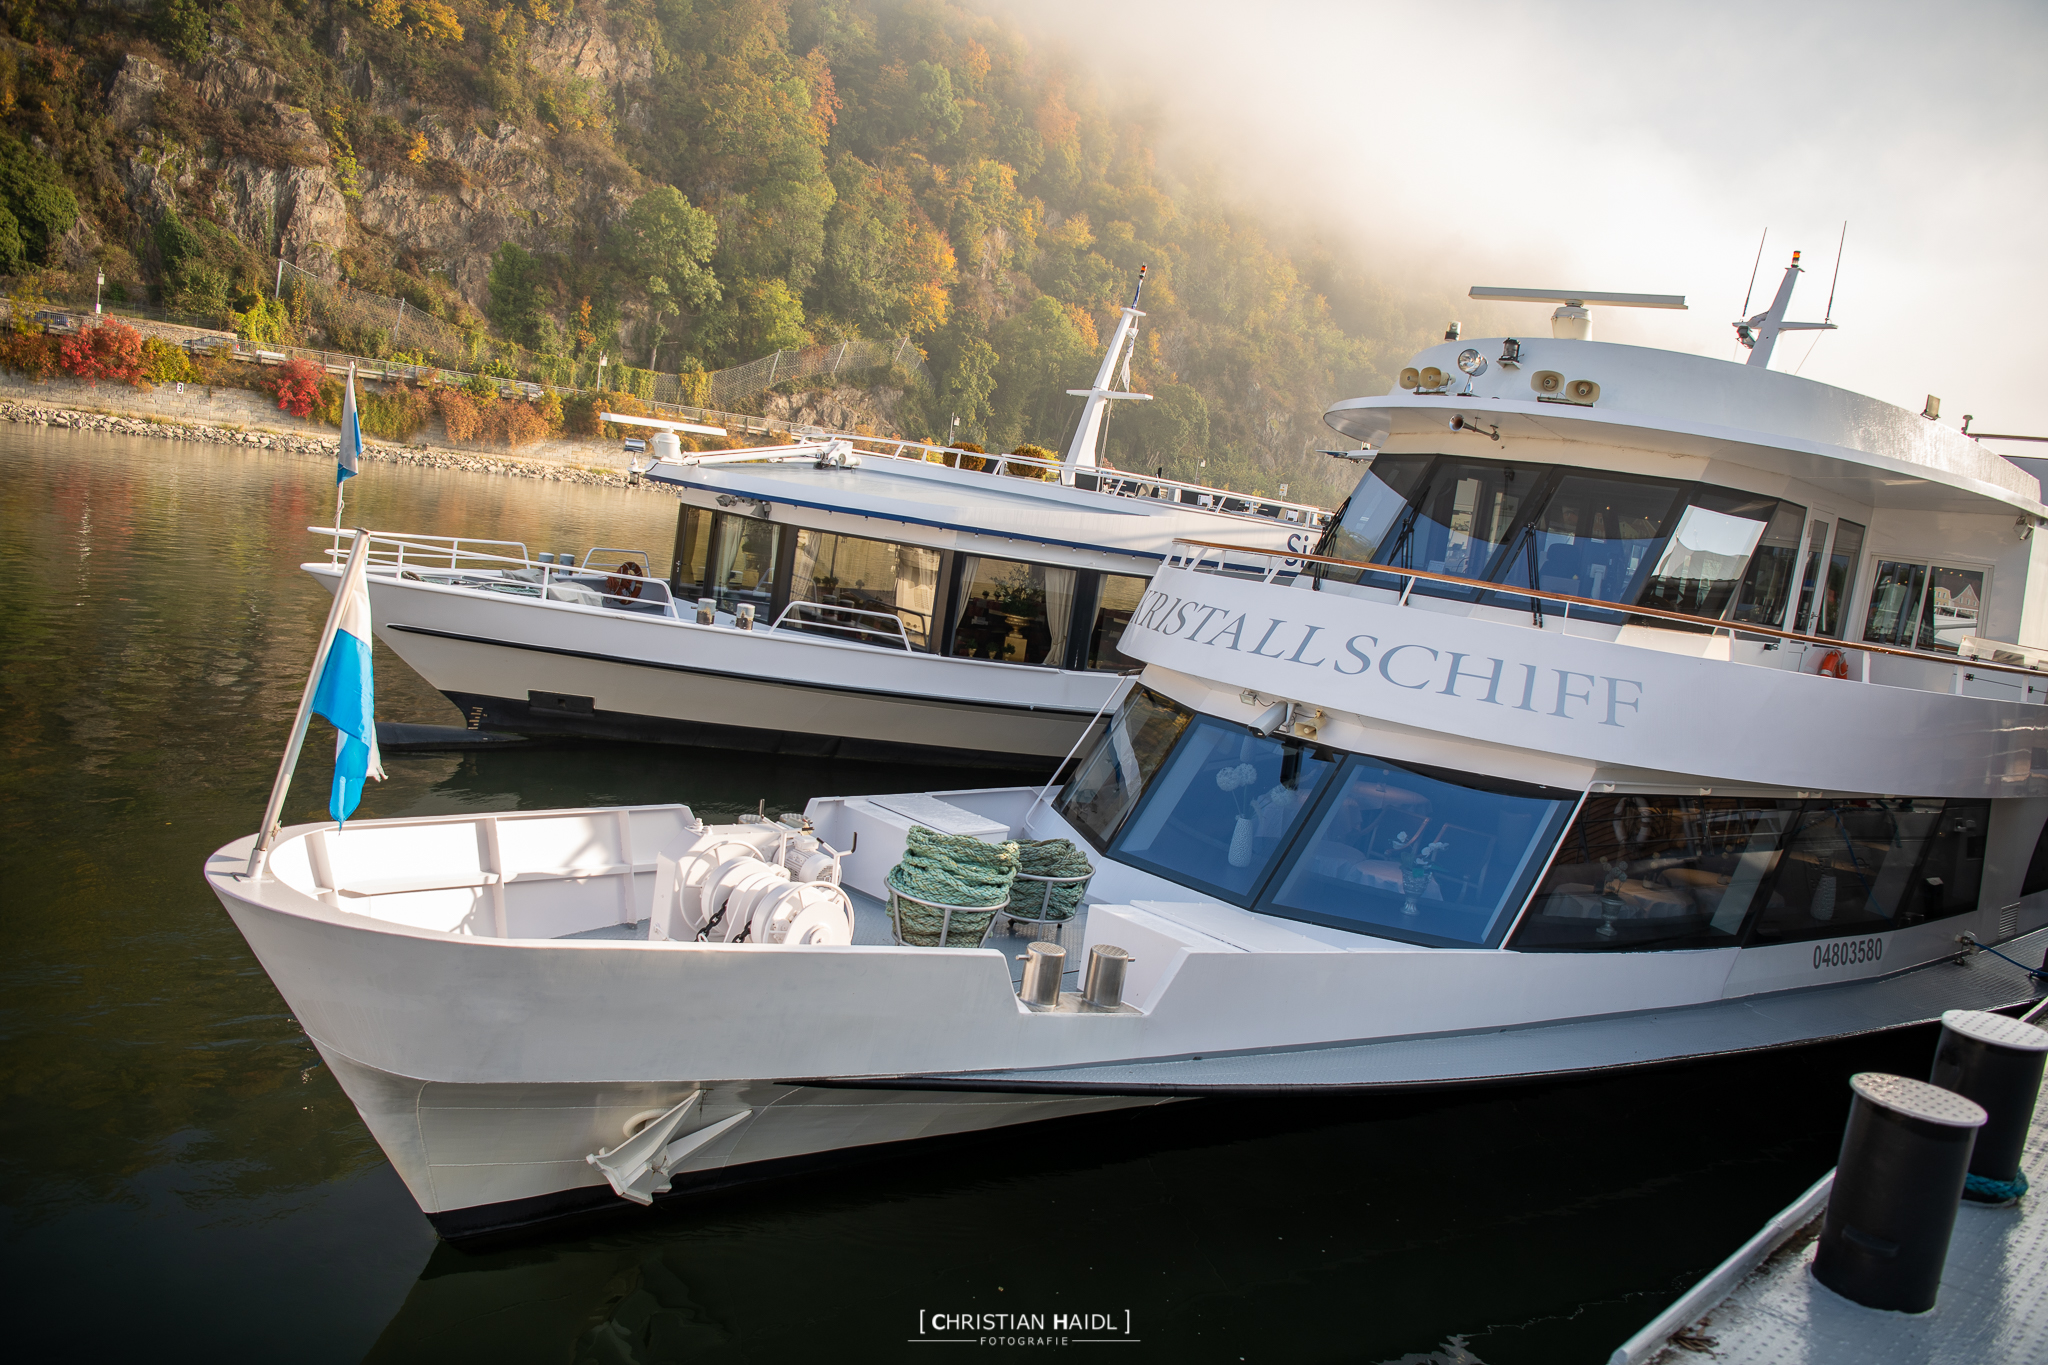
<box><xmin>274</xmin><ymin>259</ymin><xmax>927</xmax><ymax>406</ymax></box>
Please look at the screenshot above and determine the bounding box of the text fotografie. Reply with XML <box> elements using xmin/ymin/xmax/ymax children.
<box><xmin>1129</xmin><ymin>589</ymin><xmax>1647</xmax><ymax>728</ymax></box>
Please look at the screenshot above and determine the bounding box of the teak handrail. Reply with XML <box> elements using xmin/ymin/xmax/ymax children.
<box><xmin>1165</xmin><ymin>538</ymin><xmax>2048</xmax><ymax>684</ymax></box>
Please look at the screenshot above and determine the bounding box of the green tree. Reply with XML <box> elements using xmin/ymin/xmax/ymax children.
<box><xmin>153</xmin><ymin>0</ymin><xmax>211</xmax><ymax>63</ymax></box>
<box><xmin>935</xmin><ymin>332</ymin><xmax>996</xmax><ymax>442</ymax></box>
<box><xmin>988</xmin><ymin>295</ymin><xmax>1093</xmax><ymax>452</ymax></box>
<box><xmin>486</xmin><ymin>243</ymin><xmax>554</xmax><ymax>348</ymax></box>
<box><xmin>613</xmin><ymin>187</ymin><xmax>721</xmax><ymax>312</ymax></box>
<box><xmin>1106</xmin><ymin>382</ymin><xmax>1209</xmax><ymax>473</ymax></box>
<box><xmin>723</xmin><ymin>276</ymin><xmax>808</xmax><ymax>358</ymax></box>
<box><xmin>0</xmin><ymin>136</ymin><xmax>77</xmax><ymax>264</ymax></box>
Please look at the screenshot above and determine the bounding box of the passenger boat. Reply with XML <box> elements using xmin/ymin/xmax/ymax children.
<box><xmin>310</xmin><ymin>272</ymin><xmax>1330</xmax><ymax>768</ymax></box>
<box><xmin>211</xmin><ymin>255</ymin><xmax>2048</xmax><ymax>1239</ymax></box>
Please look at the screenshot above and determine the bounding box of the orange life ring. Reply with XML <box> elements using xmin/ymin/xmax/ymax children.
<box><xmin>1816</xmin><ymin>648</ymin><xmax>1850</xmax><ymax>678</ymax></box>
<box><xmin>605</xmin><ymin>561</ymin><xmax>645</xmax><ymax>600</ymax></box>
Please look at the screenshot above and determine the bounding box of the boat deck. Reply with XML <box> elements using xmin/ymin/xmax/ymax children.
<box><xmin>1616</xmin><ymin>1021</ymin><xmax>2048</xmax><ymax>1364</ymax></box>
<box><xmin>557</xmin><ymin>886</ymin><xmax>1093</xmax><ymax>992</ymax></box>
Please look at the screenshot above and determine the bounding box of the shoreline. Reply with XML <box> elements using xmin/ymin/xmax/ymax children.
<box><xmin>0</xmin><ymin>396</ymin><xmax>672</xmax><ymax>490</ymax></box>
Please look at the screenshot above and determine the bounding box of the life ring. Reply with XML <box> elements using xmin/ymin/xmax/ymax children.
<box><xmin>605</xmin><ymin>561</ymin><xmax>645</xmax><ymax>600</ymax></box>
<box><xmin>1611</xmin><ymin>794</ymin><xmax>1653</xmax><ymax>849</ymax></box>
<box><xmin>1816</xmin><ymin>649</ymin><xmax>1850</xmax><ymax>679</ymax></box>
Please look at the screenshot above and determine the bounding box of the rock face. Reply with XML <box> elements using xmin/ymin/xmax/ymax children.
<box><xmin>759</xmin><ymin>386</ymin><xmax>907</xmax><ymax>437</ymax></box>
<box><xmin>527</xmin><ymin>17</ymin><xmax>655</xmax><ymax>86</ymax></box>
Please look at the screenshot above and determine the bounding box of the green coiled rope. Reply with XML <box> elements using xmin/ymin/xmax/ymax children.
<box><xmin>1007</xmin><ymin>838</ymin><xmax>1094</xmax><ymax>922</ymax></box>
<box><xmin>886</xmin><ymin>826</ymin><xmax>1019</xmax><ymax>946</ymax></box>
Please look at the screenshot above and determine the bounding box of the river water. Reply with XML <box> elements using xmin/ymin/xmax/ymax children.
<box><xmin>0</xmin><ymin>428</ymin><xmax>1938</xmax><ymax>1362</ymax></box>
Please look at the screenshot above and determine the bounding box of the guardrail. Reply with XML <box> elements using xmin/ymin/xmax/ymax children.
<box><xmin>769</xmin><ymin>600</ymin><xmax>916</xmax><ymax>651</ymax></box>
<box><xmin>1166</xmin><ymin>537</ymin><xmax>2048</xmax><ymax>698</ymax></box>
<box><xmin>316</xmin><ymin>528</ymin><xmax>673</xmax><ymax>615</ymax></box>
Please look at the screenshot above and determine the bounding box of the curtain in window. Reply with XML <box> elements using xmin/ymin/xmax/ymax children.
<box><xmin>894</xmin><ymin>546</ymin><xmax>940</xmax><ymax>647</ymax></box>
<box><xmin>1041</xmin><ymin>566</ymin><xmax>1077</xmax><ymax>666</ymax></box>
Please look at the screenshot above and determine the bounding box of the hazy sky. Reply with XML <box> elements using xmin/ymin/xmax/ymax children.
<box><xmin>994</xmin><ymin>0</ymin><xmax>2048</xmax><ymax>442</ymax></box>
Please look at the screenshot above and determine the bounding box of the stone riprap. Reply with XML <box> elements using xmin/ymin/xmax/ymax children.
<box><xmin>0</xmin><ymin>399</ymin><xmax>673</xmax><ymax>490</ymax></box>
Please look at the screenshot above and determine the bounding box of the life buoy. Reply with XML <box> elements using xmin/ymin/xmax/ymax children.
<box><xmin>1816</xmin><ymin>649</ymin><xmax>1850</xmax><ymax>679</ymax></box>
<box><xmin>605</xmin><ymin>561</ymin><xmax>645</xmax><ymax>600</ymax></box>
<box><xmin>1611</xmin><ymin>794</ymin><xmax>1653</xmax><ymax>849</ymax></box>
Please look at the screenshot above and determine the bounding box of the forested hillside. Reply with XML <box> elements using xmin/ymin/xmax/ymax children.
<box><xmin>4</xmin><ymin>0</ymin><xmax>1444</xmax><ymax>502</ymax></box>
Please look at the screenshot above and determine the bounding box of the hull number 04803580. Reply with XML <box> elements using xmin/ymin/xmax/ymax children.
<box><xmin>1814</xmin><ymin>937</ymin><xmax>1884</xmax><ymax>970</ymax></box>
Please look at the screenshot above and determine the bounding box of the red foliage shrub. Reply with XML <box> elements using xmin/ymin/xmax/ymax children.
<box><xmin>480</xmin><ymin>396</ymin><xmax>550</xmax><ymax>447</ymax></box>
<box><xmin>272</xmin><ymin>356</ymin><xmax>326</xmax><ymax>417</ymax></box>
<box><xmin>431</xmin><ymin>387</ymin><xmax>482</xmax><ymax>441</ymax></box>
<box><xmin>58</xmin><ymin>320</ymin><xmax>146</xmax><ymax>387</ymax></box>
<box><xmin>0</xmin><ymin>331</ymin><xmax>57</xmax><ymax>379</ymax></box>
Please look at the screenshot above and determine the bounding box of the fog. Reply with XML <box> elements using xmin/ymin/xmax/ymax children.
<box><xmin>994</xmin><ymin>0</ymin><xmax>2048</xmax><ymax>441</ymax></box>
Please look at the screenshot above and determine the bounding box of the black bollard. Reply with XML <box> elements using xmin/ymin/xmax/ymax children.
<box><xmin>1812</xmin><ymin>1073</ymin><xmax>1986</xmax><ymax>1313</ymax></box>
<box><xmin>1929</xmin><ymin>1008</ymin><xmax>2048</xmax><ymax>1200</ymax></box>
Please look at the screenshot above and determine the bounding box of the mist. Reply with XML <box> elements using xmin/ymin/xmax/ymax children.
<box><xmin>990</xmin><ymin>0</ymin><xmax>2048</xmax><ymax>442</ymax></box>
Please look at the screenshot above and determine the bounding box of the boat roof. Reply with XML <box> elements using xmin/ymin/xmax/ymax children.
<box><xmin>647</xmin><ymin>455</ymin><xmax>1316</xmax><ymax>561</ymax></box>
<box><xmin>1325</xmin><ymin>336</ymin><xmax>2047</xmax><ymax>517</ymax></box>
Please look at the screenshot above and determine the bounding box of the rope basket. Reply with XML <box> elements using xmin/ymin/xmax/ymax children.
<box><xmin>885</xmin><ymin>825</ymin><xmax>1019</xmax><ymax>947</ymax></box>
<box><xmin>1005</xmin><ymin>838</ymin><xmax>1095</xmax><ymax>925</ymax></box>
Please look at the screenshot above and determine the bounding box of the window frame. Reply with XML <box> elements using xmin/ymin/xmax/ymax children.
<box><xmin>1858</xmin><ymin>555</ymin><xmax>1991</xmax><ymax>655</ymax></box>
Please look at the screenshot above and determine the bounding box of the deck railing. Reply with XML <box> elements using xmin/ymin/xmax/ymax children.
<box><xmin>1166</xmin><ymin>538</ymin><xmax>2048</xmax><ymax>702</ymax></box>
<box><xmin>315</xmin><ymin>528</ymin><xmax>675</xmax><ymax>615</ymax></box>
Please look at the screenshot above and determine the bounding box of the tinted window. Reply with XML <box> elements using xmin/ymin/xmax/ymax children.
<box><xmin>1393</xmin><ymin>460</ymin><xmax>1543</xmax><ymax>581</ymax></box>
<box><xmin>1321</xmin><ymin>454</ymin><xmax>1433</xmax><ymax>571</ymax></box>
<box><xmin>951</xmin><ymin>556</ymin><xmax>1078</xmax><ymax>666</ymax></box>
<box><xmin>707</xmin><ymin>515</ymin><xmax>781</xmax><ymax>616</ymax></box>
<box><xmin>1513</xmin><ymin>795</ymin><xmax>1802</xmax><ymax>952</ymax></box>
<box><xmin>788</xmin><ymin>529</ymin><xmax>940</xmax><ymax>648</ymax></box>
<box><xmin>1637</xmin><ymin>498</ymin><xmax>1768</xmax><ymax>622</ymax></box>
<box><xmin>1793</xmin><ymin>520</ymin><xmax>1830</xmax><ymax>633</ymax></box>
<box><xmin>1113</xmin><ymin>716</ymin><xmax>1341</xmax><ymax>904</ymax></box>
<box><xmin>1055</xmin><ymin>686</ymin><xmax>1192</xmax><ymax>850</ymax></box>
<box><xmin>1731</xmin><ymin>500</ymin><xmax>1807</xmax><ymax>626</ymax></box>
<box><xmin>1819</xmin><ymin>519</ymin><xmax>1864</xmax><ymax>638</ymax></box>
<box><xmin>1520</xmin><ymin>473</ymin><xmax>1681</xmax><ymax>605</ymax></box>
<box><xmin>1264</xmin><ymin>757</ymin><xmax>1574</xmax><ymax>946</ymax></box>
<box><xmin>1748</xmin><ymin>799</ymin><xmax>1988</xmax><ymax>943</ymax></box>
<box><xmin>1087</xmin><ymin>573</ymin><xmax>1149</xmax><ymax>669</ymax></box>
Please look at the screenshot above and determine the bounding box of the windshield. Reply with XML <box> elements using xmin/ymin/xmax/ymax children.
<box><xmin>1054</xmin><ymin>687</ymin><xmax>1191</xmax><ymax>850</ymax></box>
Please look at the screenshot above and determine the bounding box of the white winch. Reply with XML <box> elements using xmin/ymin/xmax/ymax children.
<box><xmin>648</xmin><ymin>819</ymin><xmax>853</xmax><ymax>945</ymax></box>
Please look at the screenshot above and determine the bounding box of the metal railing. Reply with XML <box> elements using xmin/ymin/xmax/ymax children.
<box><xmin>768</xmin><ymin>600</ymin><xmax>916</xmax><ymax>651</ymax></box>
<box><xmin>315</xmin><ymin>528</ymin><xmax>675</xmax><ymax>615</ymax></box>
<box><xmin>1165</xmin><ymin>537</ymin><xmax>2048</xmax><ymax>700</ymax></box>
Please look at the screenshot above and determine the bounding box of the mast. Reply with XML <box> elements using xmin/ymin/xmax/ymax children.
<box><xmin>1734</xmin><ymin>251</ymin><xmax>1837</xmax><ymax>369</ymax></box>
<box><xmin>1061</xmin><ymin>266</ymin><xmax>1154</xmax><ymax>476</ymax></box>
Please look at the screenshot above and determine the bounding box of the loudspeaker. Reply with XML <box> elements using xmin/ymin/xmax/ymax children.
<box><xmin>1567</xmin><ymin>378</ymin><xmax>1600</xmax><ymax>403</ymax></box>
<box><xmin>1532</xmin><ymin>370</ymin><xmax>1564</xmax><ymax>395</ymax></box>
<box><xmin>1399</xmin><ymin>367</ymin><xmax>1420</xmax><ymax>390</ymax></box>
<box><xmin>1419</xmin><ymin>367</ymin><xmax>1446</xmax><ymax>390</ymax></box>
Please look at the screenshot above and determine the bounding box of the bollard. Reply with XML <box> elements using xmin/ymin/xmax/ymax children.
<box><xmin>1929</xmin><ymin>1008</ymin><xmax>2048</xmax><ymax>1201</ymax></box>
<box><xmin>1813</xmin><ymin>1073</ymin><xmax>1986</xmax><ymax>1313</ymax></box>
<box><xmin>1082</xmin><ymin>944</ymin><xmax>1132</xmax><ymax>1009</ymax></box>
<box><xmin>1017</xmin><ymin>941</ymin><xmax>1064</xmax><ymax>1008</ymax></box>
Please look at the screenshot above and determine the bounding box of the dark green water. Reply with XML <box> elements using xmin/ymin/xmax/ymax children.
<box><xmin>0</xmin><ymin>429</ymin><xmax>1936</xmax><ymax>1362</ymax></box>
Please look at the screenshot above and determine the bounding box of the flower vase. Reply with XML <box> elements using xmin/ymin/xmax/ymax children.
<box><xmin>1400</xmin><ymin>869</ymin><xmax>1429</xmax><ymax>916</ymax></box>
<box><xmin>1227</xmin><ymin>815</ymin><xmax>1255</xmax><ymax>867</ymax></box>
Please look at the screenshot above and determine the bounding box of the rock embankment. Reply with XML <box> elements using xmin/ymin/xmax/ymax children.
<box><xmin>0</xmin><ymin>399</ymin><xmax>664</xmax><ymax>489</ymax></box>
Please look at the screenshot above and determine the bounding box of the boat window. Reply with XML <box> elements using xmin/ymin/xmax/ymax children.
<box><xmin>1730</xmin><ymin>499</ymin><xmax>1807</xmax><ymax>627</ymax></box>
<box><xmin>1861</xmin><ymin>561</ymin><xmax>1984</xmax><ymax>653</ymax></box>
<box><xmin>671</xmin><ymin>505</ymin><xmax>713</xmax><ymax>602</ymax></box>
<box><xmin>1262</xmin><ymin>757</ymin><xmax>1575</xmax><ymax>947</ymax></box>
<box><xmin>1086</xmin><ymin>573</ymin><xmax>1150</xmax><ymax>669</ymax></box>
<box><xmin>706</xmin><ymin>514</ymin><xmax>782</xmax><ymax>616</ymax></box>
<box><xmin>1111</xmin><ymin>715</ymin><xmax>1341</xmax><ymax>904</ymax></box>
<box><xmin>1511</xmin><ymin>795</ymin><xmax>1802</xmax><ymax>952</ymax></box>
<box><xmin>1318</xmin><ymin>453</ymin><xmax>1434</xmax><ymax>576</ymax></box>
<box><xmin>1746</xmin><ymin>799</ymin><xmax>1988</xmax><ymax>943</ymax></box>
<box><xmin>1385</xmin><ymin>459</ymin><xmax>1543</xmax><ymax>581</ymax></box>
<box><xmin>1636</xmin><ymin>493</ymin><xmax>1771</xmax><ymax>623</ymax></box>
<box><xmin>1818</xmin><ymin>519</ymin><xmax>1864</xmax><ymax>638</ymax></box>
<box><xmin>1793</xmin><ymin>520</ymin><xmax>1831</xmax><ymax>633</ymax></box>
<box><xmin>1516</xmin><ymin>473</ymin><xmax>1682</xmax><ymax>605</ymax></box>
<box><xmin>1054</xmin><ymin>686</ymin><xmax>1193</xmax><ymax>850</ymax></box>
<box><xmin>951</xmin><ymin>556</ymin><xmax>1078</xmax><ymax>666</ymax></box>
<box><xmin>787</xmin><ymin>529</ymin><xmax>941</xmax><ymax>648</ymax></box>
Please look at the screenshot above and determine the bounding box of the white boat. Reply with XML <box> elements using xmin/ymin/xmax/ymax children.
<box><xmin>212</xmin><ymin>254</ymin><xmax>2048</xmax><ymax>1239</ymax></box>
<box><xmin>311</xmin><ymin>272</ymin><xmax>1331</xmax><ymax>768</ymax></box>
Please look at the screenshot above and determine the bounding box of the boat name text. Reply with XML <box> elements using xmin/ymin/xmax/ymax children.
<box><xmin>1130</xmin><ymin>589</ymin><xmax>1646</xmax><ymax>727</ymax></box>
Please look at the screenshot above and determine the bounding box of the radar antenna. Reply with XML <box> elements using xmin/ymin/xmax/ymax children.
<box><xmin>1733</xmin><ymin>250</ymin><xmax>1838</xmax><ymax>369</ymax></box>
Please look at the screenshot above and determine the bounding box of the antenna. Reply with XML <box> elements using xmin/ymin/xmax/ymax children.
<box><xmin>1129</xmin><ymin>264</ymin><xmax>1147</xmax><ymax>310</ymax></box>
<box><xmin>1823</xmin><ymin>222</ymin><xmax>1847</xmax><ymax>325</ymax></box>
<box><xmin>1740</xmin><ymin>228</ymin><xmax>1767</xmax><ymax>320</ymax></box>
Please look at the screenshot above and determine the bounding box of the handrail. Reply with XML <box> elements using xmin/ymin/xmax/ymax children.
<box><xmin>769</xmin><ymin>600</ymin><xmax>916</xmax><ymax>651</ymax></box>
<box><xmin>1165</xmin><ymin>537</ymin><xmax>2048</xmax><ymax>683</ymax></box>
<box><xmin>315</xmin><ymin>528</ymin><xmax>674</xmax><ymax>615</ymax></box>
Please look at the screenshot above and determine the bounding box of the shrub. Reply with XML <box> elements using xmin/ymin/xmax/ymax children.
<box><xmin>1005</xmin><ymin>443</ymin><xmax>1060</xmax><ymax>480</ymax></box>
<box><xmin>432</xmin><ymin>387</ymin><xmax>481</xmax><ymax>441</ymax></box>
<box><xmin>360</xmin><ymin>382</ymin><xmax>431</xmax><ymax>440</ymax></box>
<box><xmin>480</xmin><ymin>396</ymin><xmax>552</xmax><ymax>447</ymax></box>
<box><xmin>272</xmin><ymin>356</ymin><xmax>326</xmax><ymax>416</ymax></box>
<box><xmin>59</xmin><ymin>320</ymin><xmax>146</xmax><ymax>386</ymax></box>
<box><xmin>141</xmin><ymin>337</ymin><xmax>195</xmax><ymax>385</ymax></box>
<box><xmin>0</xmin><ymin>331</ymin><xmax>55</xmax><ymax>379</ymax></box>
<box><xmin>461</xmin><ymin>372</ymin><xmax>497</xmax><ymax>401</ymax></box>
<box><xmin>312</xmin><ymin>377</ymin><xmax>344</xmax><ymax>425</ymax></box>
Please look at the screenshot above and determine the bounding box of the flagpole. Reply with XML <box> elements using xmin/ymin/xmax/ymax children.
<box><xmin>245</xmin><ymin>530</ymin><xmax>369</xmax><ymax>877</ymax></box>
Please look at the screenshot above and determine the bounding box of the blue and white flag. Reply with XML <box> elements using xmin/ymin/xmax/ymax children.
<box><xmin>309</xmin><ymin>545</ymin><xmax>385</xmax><ymax>823</ymax></box>
<box><xmin>337</xmin><ymin>363</ymin><xmax>362</xmax><ymax>485</ymax></box>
